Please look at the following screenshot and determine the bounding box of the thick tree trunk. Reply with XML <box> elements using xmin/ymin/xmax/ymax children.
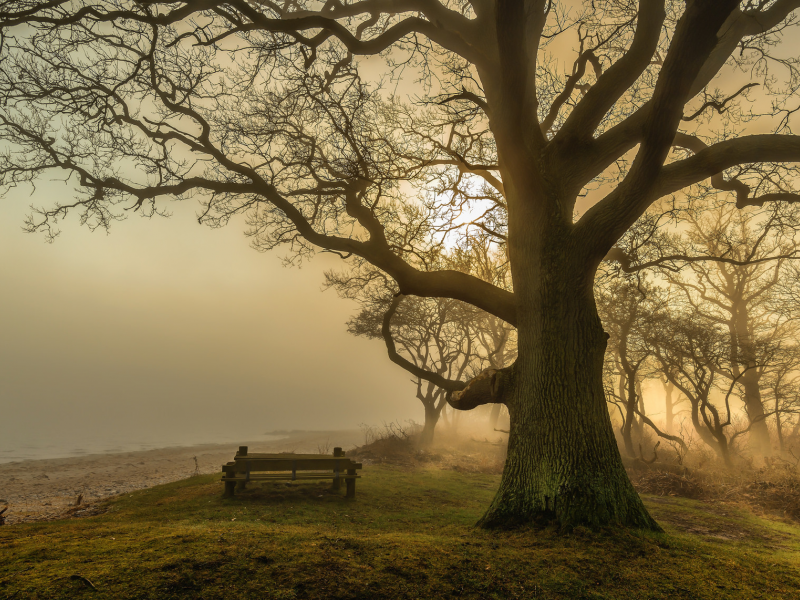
<box><xmin>472</xmin><ymin>244</ymin><xmax>659</xmax><ymax>530</ymax></box>
<box><xmin>459</xmin><ymin>69</ymin><xmax>659</xmax><ymax>527</ymax></box>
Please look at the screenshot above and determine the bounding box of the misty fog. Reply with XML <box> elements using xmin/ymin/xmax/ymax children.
<box><xmin>0</xmin><ymin>180</ymin><xmax>418</xmax><ymax>462</ymax></box>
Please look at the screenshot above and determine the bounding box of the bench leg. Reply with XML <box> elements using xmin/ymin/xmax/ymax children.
<box><xmin>333</xmin><ymin>448</ymin><xmax>343</xmax><ymax>491</ymax></box>
<box><xmin>224</xmin><ymin>480</ymin><xmax>236</xmax><ymax>497</ymax></box>
<box><xmin>346</xmin><ymin>470</ymin><xmax>356</xmax><ymax>499</ymax></box>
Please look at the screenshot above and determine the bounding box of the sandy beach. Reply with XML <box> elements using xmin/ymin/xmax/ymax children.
<box><xmin>0</xmin><ymin>430</ymin><xmax>362</xmax><ymax>525</ymax></box>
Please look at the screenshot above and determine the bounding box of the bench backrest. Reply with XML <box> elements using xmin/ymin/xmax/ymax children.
<box><xmin>229</xmin><ymin>457</ymin><xmax>362</xmax><ymax>471</ymax></box>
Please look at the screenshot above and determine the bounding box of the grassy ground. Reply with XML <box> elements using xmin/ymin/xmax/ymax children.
<box><xmin>1</xmin><ymin>465</ymin><xmax>799</xmax><ymax>599</ymax></box>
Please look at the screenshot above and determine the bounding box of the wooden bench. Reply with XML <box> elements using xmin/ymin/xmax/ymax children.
<box><xmin>221</xmin><ymin>446</ymin><xmax>362</xmax><ymax>498</ymax></box>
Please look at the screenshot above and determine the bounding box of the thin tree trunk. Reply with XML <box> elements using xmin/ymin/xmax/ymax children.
<box><xmin>690</xmin><ymin>398</ymin><xmax>733</xmax><ymax>468</ymax></box>
<box><xmin>617</xmin><ymin>367</ymin><xmax>626</xmax><ymax>416</ymax></box>
<box><xmin>419</xmin><ymin>390</ymin><xmax>447</xmax><ymax>447</ymax></box>
<box><xmin>618</xmin><ymin>330</ymin><xmax>638</xmax><ymax>458</ymax></box>
<box><xmin>740</xmin><ymin>373</ymin><xmax>771</xmax><ymax>456</ymax></box>
<box><xmin>775</xmin><ymin>392</ymin><xmax>784</xmax><ymax>453</ymax></box>
<box><xmin>621</xmin><ymin>371</ymin><xmax>637</xmax><ymax>458</ymax></box>
<box><xmin>664</xmin><ymin>379</ymin><xmax>675</xmax><ymax>435</ymax></box>
<box><xmin>729</xmin><ymin>309</ymin><xmax>771</xmax><ymax>456</ymax></box>
<box><xmin>419</xmin><ymin>403</ymin><xmax>440</xmax><ymax>447</ymax></box>
<box><xmin>489</xmin><ymin>403</ymin><xmax>502</xmax><ymax>430</ymax></box>
<box><xmin>636</xmin><ymin>378</ymin><xmax>646</xmax><ymax>420</ymax></box>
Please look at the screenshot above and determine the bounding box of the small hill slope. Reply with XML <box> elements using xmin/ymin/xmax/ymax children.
<box><xmin>1</xmin><ymin>465</ymin><xmax>799</xmax><ymax>599</ymax></box>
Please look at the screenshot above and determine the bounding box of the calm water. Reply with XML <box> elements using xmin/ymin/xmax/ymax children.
<box><xmin>0</xmin><ymin>430</ymin><xmax>283</xmax><ymax>464</ymax></box>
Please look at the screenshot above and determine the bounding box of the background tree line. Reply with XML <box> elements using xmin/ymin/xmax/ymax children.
<box><xmin>350</xmin><ymin>199</ymin><xmax>800</xmax><ymax>466</ymax></box>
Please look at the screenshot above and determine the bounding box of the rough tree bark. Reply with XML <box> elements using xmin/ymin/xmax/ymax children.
<box><xmin>450</xmin><ymin>231</ymin><xmax>658</xmax><ymax>529</ymax></box>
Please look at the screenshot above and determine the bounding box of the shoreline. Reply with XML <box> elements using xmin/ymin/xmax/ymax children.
<box><xmin>0</xmin><ymin>430</ymin><xmax>362</xmax><ymax>525</ymax></box>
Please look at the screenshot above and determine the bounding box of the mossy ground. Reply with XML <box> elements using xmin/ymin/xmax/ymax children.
<box><xmin>1</xmin><ymin>465</ymin><xmax>799</xmax><ymax>599</ymax></box>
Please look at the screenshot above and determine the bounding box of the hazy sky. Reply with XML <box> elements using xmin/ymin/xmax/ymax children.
<box><xmin>0</xmin><ymin>178</ymin><xmax>417</xmax><ymax>455</ymax></box>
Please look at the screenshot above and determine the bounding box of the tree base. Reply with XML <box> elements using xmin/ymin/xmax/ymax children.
<box><xmin>477</xmin><ymin>493</ymin><xmax>661</xmax><ymax>532</ymax></box>
<box><xmin>476</xmin><ymin>465</ymin><xmax>661</xmax><ymax>532</ymax></box>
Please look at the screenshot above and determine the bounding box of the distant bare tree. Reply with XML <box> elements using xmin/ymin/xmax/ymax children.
<box><xmin>657</xmin><ymin>205</ymin><xmax>800</xmax><ymax>455</ymax></box>
<box><xmin>660</xmin><ymin>374</ymin><xmax>686</xmax><ymax>436</ymax></box>
<box><xmin>6</xmin><ymin>0</ymin><xmax>800</xmax><ymax>529</ymax></box>
<box><xmin>597</xmin><ymin>275</ymin><xmax>691</xmax><ymax>455</ymax></box>
<box><xmin>444</xmin><ymin>238</ymin><xmax>516</xmax><ymax>429</ymax></box>
<box><xmin>648</xmin><ymin>315</ymin><xmax>732</xmax><ymax>465</ymax></box>
<box><xmin>763</xmin><ymin>345</ymin><xmax>800</xmax><ymax>452</ymax></box>
<box><xmin>597</xmin><ymin>277</ymin><xmax>659</xmax><ymax>457</ymax></box>
<box><xmin>647</xmin><ymin>311</ymin><xmax>775</xmax><ymax>467</ymax></box>
<box><xmin>338</xmin><ymin>241</ymin><xmax>515</xmax><ymax>445</ymax></box>
<box><xmin>347</xmin><ymin>292</ymin><xmax>475</xmax><ymax>445</ymax></box>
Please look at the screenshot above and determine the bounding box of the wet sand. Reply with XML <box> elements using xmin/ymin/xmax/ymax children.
<box><xmin>0</xmin><ymin>430</ymin><xmax>362</xmax><ymax>525</ymax></box>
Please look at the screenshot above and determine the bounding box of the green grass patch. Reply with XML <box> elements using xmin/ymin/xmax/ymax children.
<box><xmin>1</xmin><ymin>465</ymin><xmax>799</xmax><ymax>599</ymax></box>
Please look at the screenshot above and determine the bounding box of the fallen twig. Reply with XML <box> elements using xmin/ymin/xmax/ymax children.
<box><xmin>55</xmin><ymin>575</ymin><xmax>98</xmax><ymax>591</ymax></box>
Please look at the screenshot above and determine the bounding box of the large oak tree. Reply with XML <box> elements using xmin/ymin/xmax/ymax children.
<box><xmin>3</xmin><ymin>0</ymin><xmax>800</xmax><ymax>529</ymax></box>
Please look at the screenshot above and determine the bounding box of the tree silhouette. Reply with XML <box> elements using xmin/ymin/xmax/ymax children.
<box><xmin>347</xmin><ymin>293</ymin><xmax>476</xmax><ymax>445</ymax></box>
<box><xmin>4</xmin><ymin>0</ymin><xmax>800</xmax><ymax>529</ymax></box>
<box><xmin>658</xmin><ymin>205</ymin><xmax>800</xmax><ymax>455</ymax></box>
<box><xmin>331</xmin><ymin>237</ymin><xmax>515</xmax><ymax>442</ymax></box>
<box><xmin>597</xmin><ymin>276</ymin><xmax>663</xmax><ymax>458</ymax></box>
<box><xmin>646</xmin><ymin>310</ymin><xmax>769</xmax><ymax>468</ymax></box>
